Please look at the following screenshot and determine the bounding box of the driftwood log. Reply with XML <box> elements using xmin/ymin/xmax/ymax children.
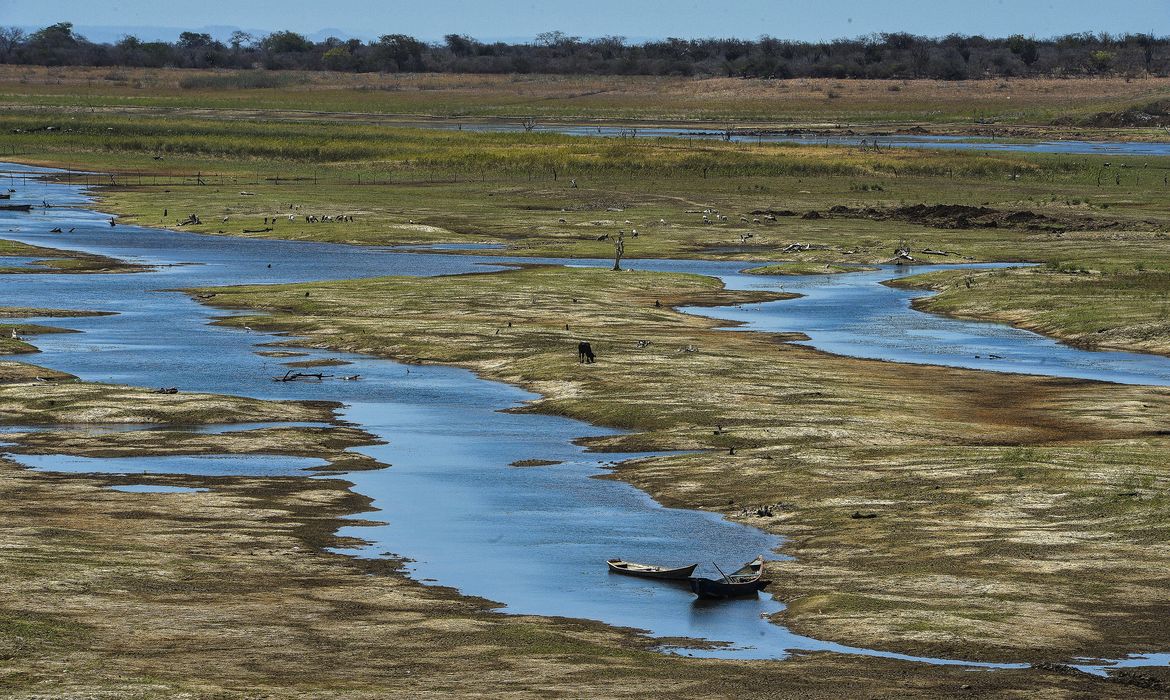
<box><xmin>274</xmin><ymin>369</ymin><xmax>330</xmax><ymax>382</ymax></box>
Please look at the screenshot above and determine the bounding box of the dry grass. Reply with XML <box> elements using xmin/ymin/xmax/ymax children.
<box><xmin>4</xmin><ymin>66</ymin><xmax>1169</xmax><ymax>125</ymax></box>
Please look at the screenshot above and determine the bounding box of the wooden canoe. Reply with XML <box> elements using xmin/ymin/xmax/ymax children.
<box><xmin>607</xmin><ymin>558</ymin><xmax>698</xmax><ymax>580</ymax></box>
<box><xmin>688</xmin><ymin>555</ymin><xmax>771</xmax><ymax>599</ymax></box>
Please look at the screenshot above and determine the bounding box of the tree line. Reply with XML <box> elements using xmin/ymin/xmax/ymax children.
<box><xmin>1</xmin><ymin>23</ymin><xmax>1167</xmax><ymax>79</ymax></box>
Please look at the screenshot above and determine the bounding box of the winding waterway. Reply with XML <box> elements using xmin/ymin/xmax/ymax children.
<box><xmin>392</xmin><ymin>120</ymin><xmax>1170</xmax><ymax>156</ymax></box>
<box><xmin>2</xmin><ymin>163</ymin><xmax>1168</xmax><ymax>673</ymax></box>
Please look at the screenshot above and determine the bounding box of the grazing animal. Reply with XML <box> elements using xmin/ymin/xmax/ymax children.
<box><xmin>577</xmin><ymin>341</ymin><xmax>596</xmax><ymax>364</ymax></box>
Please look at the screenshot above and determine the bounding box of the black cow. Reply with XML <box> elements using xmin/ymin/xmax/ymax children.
<box><xmin>578</xmin><ymin>341</ymin><xmax>596</xmax><ymax>364</ymax></box>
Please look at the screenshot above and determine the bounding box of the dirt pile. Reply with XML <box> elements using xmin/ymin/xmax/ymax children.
<box><xmin>815</xmin><ymin>203</ymin><xmax>1155</xmax><ymax>232</ymax></box>
<box><xmin>1057</xmin><ymin>99</ymin><xmax>1170</xmax><ymax>128</ymax></box>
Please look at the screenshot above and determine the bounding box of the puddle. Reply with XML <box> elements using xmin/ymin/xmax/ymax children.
<box><xmin>10</xmin><ymin>452</ymin><xmax>329</xmax><ymax>477</ymax></box>
<box><xmin>108</xmin><ymin>484</ymin><xmax>209</xmax><ymax>494</ymax></box>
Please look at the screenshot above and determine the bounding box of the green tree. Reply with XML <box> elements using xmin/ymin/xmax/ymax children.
<box><xmin>1090</xmin><ymin>50</ymin><xmax>1114</xmax><ymax>73</ymax></box>
<box><xmin>323</xmin><ymin>45</ymin><xmax>354</xmax><ymax>71</ymax></box>
<box><xmin>262</xmin><ymin>31</ymin><xmax>312</xmax><ymax>54</ymax></box>
<box><xmin>373</xmin><ymin>34</ymin><xmax>425</xmax><ymax>71</ymax></box>
<box><xmin>178</xmin><ymin>31</ymin><xmax>213</xmax><ymax>49</ymax></box>
<box><xmin>29</xmin><ymin>22</ymin><xmax>78</xmax><ymax>48</ymax></box>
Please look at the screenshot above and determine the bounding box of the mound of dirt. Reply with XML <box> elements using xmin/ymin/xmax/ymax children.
<box><xmin>811</xmin><ymin>203</ymin><xmax>1156</xmax><ymax>232</ymax></box>
<box><xmin>750</xmin><ymin>209</ymin><xmax>798</xmax><ymax>216</ymax></box>
<box><xmin>1057</xmin><ymin>100</ymin><xmax>1170</xmax><ymax>128</ymax></box>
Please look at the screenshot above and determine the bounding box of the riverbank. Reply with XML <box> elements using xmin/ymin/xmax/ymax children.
<box><xmin>189</xmin><ymin>264</ymin><xmax>1170</xmax><ymax>668</ymax></box>
<box><xmin>0</xmin><ymin>238</ymin><xmax>142</xmax><ymax>274</ymax></box>
<box><xmin>888</xmin><ymin>266</ymin><xmax>1170</xmax><ymax>357</ymax></box>
<box><xmin>6</xmin><ymin>434</ymin><xmax>1136</xmax><ymax>699</ymax></box>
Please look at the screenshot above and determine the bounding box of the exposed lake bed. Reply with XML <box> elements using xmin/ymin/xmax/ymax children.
<box><xmin>3</xmin><ymin>162</ymin><xmax>1170</xmax><ymax>694</ymax></box>
<box><xmin>0</xmin><ymin>162</ymin><xmax>1165</xmax><ymax>683</ymax></box>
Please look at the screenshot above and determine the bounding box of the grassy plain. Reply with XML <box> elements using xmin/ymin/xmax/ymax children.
<box><xmin>3</xmin><ymin>65</ymin><xmax>1170</xmax><ymax>131</ymax></box>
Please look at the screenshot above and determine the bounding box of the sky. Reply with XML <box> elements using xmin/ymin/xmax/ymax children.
<box><xmin>2</xmin><ymin>0</ymin><xmax>1168</xmax><ymax>44</ymax></box>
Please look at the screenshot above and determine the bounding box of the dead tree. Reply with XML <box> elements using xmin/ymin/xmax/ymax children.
<box><xmin>522</xmin><ymin>117</ymin><xmax>538</xmax><ymax>133</ymax></box>
<box><xmin>612</xmin><ymin>231</ymin><xmax>625</xmax><ymax>271</ymax></box>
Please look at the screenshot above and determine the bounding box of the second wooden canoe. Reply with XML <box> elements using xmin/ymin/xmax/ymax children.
<box><xmin>688</xmin><ymin>555</ymin><xmax>771</xmax><ymax>599</ymax></box>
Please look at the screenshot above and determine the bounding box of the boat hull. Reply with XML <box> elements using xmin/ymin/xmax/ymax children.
<box><xmin>688</xmin><ymin>555</ymin><xmax>770</xmax><ymax>599</ymax></box>
<box><xmin>688</xmin><ymin>576</ymin><xmax>770</xmax><ymax>599</ymax></box>
<box><xmin>607</xmin><ymin>560</ymin><xmax>698</xmax><ymax>580</ymax></box>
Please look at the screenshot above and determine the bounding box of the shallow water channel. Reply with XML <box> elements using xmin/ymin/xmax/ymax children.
<box><xmin>1</xmin><ymin>163</ymin><xmax>1168</xmax><ymax>672</ymax></box>
<box><xmin>390</xmin><ymin>120</ymin><xmax>1170</xmax><ymax>157</ymax></box>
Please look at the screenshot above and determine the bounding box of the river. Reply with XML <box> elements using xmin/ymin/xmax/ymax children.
<box><xmin>1</xmin><ymin>163</ymin><xmax>1167</xmax><ymax>674</ymax></box>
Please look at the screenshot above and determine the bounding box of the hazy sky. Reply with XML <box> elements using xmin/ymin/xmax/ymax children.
<box><xmin>2</xmin><ymin>0</ymin><xmax>1168</xmax><ymax>42</ymax></box>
